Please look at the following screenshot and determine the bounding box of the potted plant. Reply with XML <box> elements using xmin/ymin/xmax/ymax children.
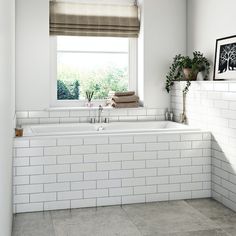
<box><xmin>165</xmin><ymin>51</ymin><xmax>210</xmax><ymax>124</ymax></box>
<box><xmin>165</xmin><ymin>51</ymin><xmax>210</xmax><ymax>94</ymax></box>
<box><xmin>85</xmin><ymin>90</ymin><xmax>94</xmax><ymax>107</ymax></box>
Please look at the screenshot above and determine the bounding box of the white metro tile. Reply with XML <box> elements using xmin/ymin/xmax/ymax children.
<box><xmin>57</xmin><ymin>173</ymin><xmax>83</xmax><ymax>182</ymax></box>
<box><xmin>16</xmin><ymin>148</ymin><xmax>43</xmax><ymax>157</ymax></box>
<box><xmin>71</xmin><ymin>163</ymin><xmax>96</xmax><ymax>172</ymax></box>
<box><xmin>158</xmin><ymin>150</ymin><xmax>180</xmax><ymax>159</ymax></box>
<box><xmin>44</xmin><ymin>147</ymin><xmax>70</xmax><ymax>156</ymax></box>
<box><xmin>158</xmin><ymin>167</ymin><xmax>180</xmax><ymax>176</ymax></box>
<box><xmin>14</xmin><ymin>176</ymin><xmax>30</xmax><ymax>185</ymax></box>
<box><xmin>122</xmin><ymin>160</ymin><xmax>145</xmax><ymax>169</ymax></box>
<box><xmin>109</xmin><ymin>170</ymin><xmax>133</xmax><ymax>179</ymax></box>
<box><xmin>169</xmin><ymin>191</ymin><xmax>191</xmax><ymax>200</ymax></box>
<box><xmin>146</xmin><ymin>143</ymin><xmax>169</xmax><ymax>151</ymax></box>
<box><xmin>57</xmin><ymin>138</ymin><xmax>83</xmax><ymax>146</ymax></box>
<box><xmin>134</xmin><ymin>168</ymin><xmax>157</xmax><ymax>177</ymax></box>
<box><xmin>109</xmin><ymin>187</ymin><xmax>133</xmax><ymax>196</ymax></box>
<box><xmin>134</xmin><ymin>152</ymin><xmax>157</xmax><ymax>160</ymax></box>
<box><xmin>14</xmin><ymin>140</ymin><xmax>30</xmax><ymax>148</ymax></box>
<box><xmin>169</xmin><ymin>142</ymin><xmax>191</xmax><ymax>150</ymax></box>
<box><xmin>57</xmin><ymin>155</ymin><xmax>83</xmax><ymax>164</ymax></box>
<box><xmin>109</xmin><ymin>135</ymin><xmax>133</xmax><ymax>144</ymax></box>
<box><xmin>57</xmin><ymin>191</ymin><xmax>83</xmax><ymax>200</ymax></box>
<box><xmin>44</xmin><ymin>183</ymin><xmax>70</xmax><ymax>192</ymax></box>
<box><xmin>97</xmin><ymin>197</ymin><xmax>121</xmax><ymax>207</ymax></box>
<box><xmin>181</xmin><ymin>133</ymin><xmax>202</xmax><ymax>141</ymax></box>
<box><xmin>146</xmin><ymin>160</ymin><xmax>169</xmax><ymax>168</ymax></box>
<box><xmin>97</xmin><ymin>144</ymin><xmax>121</xmax><ymax>153</ymax></box>
<box><xmin>109</xmin><ymin>153</ymin><xmax>133</xmax><ymax>162</ymax></box>
<box><xmin>122</xmin><ymin>195</ymin><xmax>145</xmax><ymax>205</ymax></box>
<box><xmin>181</xmin><ymin>182</ymin><xmax>202</xmax><ymax>191</ymax></box>
<box><xmin>84</xmin><ymin>189</ymin><xmax>108</xmax><ymax>198</ymax></box>
<box><xmin>84</xmin><ymin>153</ymin><xmax>108</xmax><ymax>163</ymax></box>
<box><xmin>44</xmin><ymin>165</ymin><xmax>70</xmax><ymax>174</ymax></box>
<box><xmin>16</xmin><ymin>203</ymin><xmax>43</xmax><ymax>213</ymax></box>
<box><xmin>71</xmin><ymin>181</ymin><xmax>96</xmax><ymax>190</ymax></box>
<box><xmin>71</xmin><ymin>145</ymin><xmax>96</xmax><ymax>155</ymax></box>
<box><xmin>30</xmin><ymin>139</ymin><xmax>56</xmax><ymax>147</ymax></box>
<box><xmin>97</xmin><ymin>179</ymin><xmax>121</xmax><ymax>188</ymax></box>
<box><xmin>71</xmin><ymin>199</ymin><xmax>96</xmax><ymax>208</ymax></box>
<box><xmin>30</xmin><ymin>175</ymin><xmax>56</xmax><ymax>184</ymax></box>
<box><xmin>16</xmin><ymin>184</ymin><xmax>43</xmax><ymax>194</ymax></box>
<box><xmin>97</xmin><ymin>162</ymin><xmax>121</xmax><ymax>171</ymax></box>
<box><xmin>122</xmin><ymin>178</ymin><xmax>145</xmax><ymax>187</ymax></box>
<box><xmin>29</xmin><ymin>111</ymin><xmax>49</xmax><ymax>118</ymax></box>
<box><xmin>14</xmin><ymin>195</ymin><xmax>29</xmax><ymax>204</ymax></box>
<box><xmin>30</xmin><ymin>156</ymin><xmax>56</xmax><ymax>166</ymax></box>
<box><xmin>44</xmin><ymin>201</ymin><xmax>70</xmax><ymax>211</ymax></box>
<box><xmin>134</xmin><ymin>185</ymin><xmax>156</xmax><ymax>194</ymax></box>
<box><xmin>158</xmin><ymin>184</ymin><xmax>180</xmax><ymax>193</ymax></box>
<box><xmin>30</xmin><ymin>193</ymin><xmax>56</xmax><ymax>202</ymax></box>
<box><xmin>16</xmin><ymin>166</ymin><xmax>43</xmax><ymax>176</ymax></box>
<box><xmin>84</xmin><ymin>171</ymin><xmax>108</xmax><ymax>180</ymax></box>
<box><xmin>146</xmin><ymin>193</ymin><xmax>169</xmax><ymax>202</ymax></box>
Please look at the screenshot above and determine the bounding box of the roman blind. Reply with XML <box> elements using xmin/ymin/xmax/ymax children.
<box><xmin>50</xmin><ymin>1</ymin><xmax>140</xmax><ymax>38</ymax></box>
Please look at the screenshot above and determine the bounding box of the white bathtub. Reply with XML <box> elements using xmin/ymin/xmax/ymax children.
<box><xmin>22</xmin><ymin>121</ymin><xmax>199</xmax><ymax>137</ymax></box>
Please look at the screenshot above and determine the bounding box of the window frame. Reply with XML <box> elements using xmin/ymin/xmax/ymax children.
<box><xmin>50</xmin><ymin>36</ymin><xmax>137</xmax><ymax>107</ymax></box>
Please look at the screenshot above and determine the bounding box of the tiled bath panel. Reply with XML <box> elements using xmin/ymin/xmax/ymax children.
<box><xmin>15</xmin><ymin>107</ymin><xmax>166</xmax><ymax>126</ymax></box>
<box><xmin>13</xmin><ymin>131</ymin><xmax>211</xmax><ymax>213</ymax></box>
<box><xmin>171</xmin><ymin>81</ymin><xmax>236</xmax><ymax>212</ymax></box>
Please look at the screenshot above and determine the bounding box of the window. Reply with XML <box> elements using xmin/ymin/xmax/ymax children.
<box><xmin>51</xmin><ymin>36</ymin><xmax>137</xmax><ymax>106</ymax></box>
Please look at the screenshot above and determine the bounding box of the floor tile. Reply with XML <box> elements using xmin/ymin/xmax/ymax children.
<box><xmin>13</xmin><ymin>211</ymin><xmax>55</xmax><ymax>236</ymax></box>
<box><xmin>122</xmin><ymin>201</ymin><xmax>219</xmax><ymax>235</ymax></box>
<box><xmin>53</xmin><ymin>206</ymin><xmax>142</xmax><ymax>236</ymax></box>
<box><xmin>186</xmin><ymin>199</ymin><xmax>236</xmax><ymax>229</ymax></box>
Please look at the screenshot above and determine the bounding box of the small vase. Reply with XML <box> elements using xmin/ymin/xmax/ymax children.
<box><xmin>183</xmin><ymin>68</ymin><xmax>198</xmax><ymax>81</ymax></box>
<box><xmin>86</xmin><ymin>101</ymin><xmax>93</xmax><ymax>107</ymax></box>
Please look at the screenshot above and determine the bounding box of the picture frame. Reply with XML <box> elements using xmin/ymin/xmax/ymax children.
<box><xmin>214</xmin><ymin>35</ymin><xmax>236</xmax><ymax>80</ymax></box>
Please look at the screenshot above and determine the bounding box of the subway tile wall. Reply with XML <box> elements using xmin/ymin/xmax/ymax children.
<box><xmin>15</xmin><ymin>108</ymin><xmax>166</xmax><ymax>126</ymax></box>
<box><xmin>13</xmin><ymin>132</ymin><xmax>211</xmax><ymax>213</ymax></box>
<box><xmin>171</xmin><ymin>81</ymin><xmax>236</xmax><ymax>212</ymax></box>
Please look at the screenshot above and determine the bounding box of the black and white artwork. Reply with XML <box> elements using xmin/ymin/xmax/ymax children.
<box><xmin>214</xmin><ymin>35</ymin><xmax>236</xmax><ymax>80</ymax></box>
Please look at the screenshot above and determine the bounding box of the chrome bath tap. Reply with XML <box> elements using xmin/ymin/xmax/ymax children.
<box><xmin>98</xmin><ymin>105</ymin><xmax>103</xmax><ymax>123</ymax></box>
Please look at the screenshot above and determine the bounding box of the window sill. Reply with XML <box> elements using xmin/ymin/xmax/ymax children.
<box><xmin>46</xmin><ymin>106</ymin><xmax>144</xmax><ymax>112</ymax></box>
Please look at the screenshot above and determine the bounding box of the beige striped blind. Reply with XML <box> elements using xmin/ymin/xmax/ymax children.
<box><xmin>50</xmin><ymin>2</ymin><xmax>140</xmax><ymax>38</ymax></box>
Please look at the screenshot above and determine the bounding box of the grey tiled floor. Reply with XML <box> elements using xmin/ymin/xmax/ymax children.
<box><xmin>12</xmin><ymin>199</ymin><xmax>236</xmax><ymax>236</ymax></box>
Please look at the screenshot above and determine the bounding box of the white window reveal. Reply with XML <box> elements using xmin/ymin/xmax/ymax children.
<box><xmin>50</xmin><ymin>36</ymin><xmax>137</xmax><ymax>107</ymax></box>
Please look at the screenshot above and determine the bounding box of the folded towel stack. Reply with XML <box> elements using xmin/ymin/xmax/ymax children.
<box><xmin>111</xmin><ymin>91</ymin><xmax>139</xmax><ymax>108</ymax></box>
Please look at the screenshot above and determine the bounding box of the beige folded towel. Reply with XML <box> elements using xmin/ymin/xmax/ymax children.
<box><xmin>111</xmin><ymin>101</ymin><xmax>139</xmax><ymax>108</ymax></box>
<box><xmin>114</xmin><ymin>91</ymin><xmax>135</xmax><ymax>97</ymax></box>
<box><xmin>112</xmin><ymin>95</ymin><xmax>139</xmax><ymax>103</ymax></box>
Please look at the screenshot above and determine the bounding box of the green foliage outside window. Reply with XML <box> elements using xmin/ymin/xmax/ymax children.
<box><xmin>57</xmin><ymin>65</ymin><xmax>128</xmax><ymax>100</ymax></box>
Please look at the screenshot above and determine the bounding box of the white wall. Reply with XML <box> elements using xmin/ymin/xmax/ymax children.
<box><xmin>16</xmin><ymin>0</ymin><xmax>50</xmax><ymax>111</ymax></box>
<box><xmin>16</xmin><ymin>0</ymin><xmax>186</xmax><ymax>110</ymax></box>
<box><xmin>139</xmin><ymin>0</ymin><xmax>186</xmax><ymax>108</ymax></box>
<box><xmin>0</xmin><ymin>0</ymin><xmax>15</xmax><ymax>235</ymax></box>
<box><xmin>187</xmin><ymin>0</ymin><xmax>236</xmax><ymax>77</ymax></box>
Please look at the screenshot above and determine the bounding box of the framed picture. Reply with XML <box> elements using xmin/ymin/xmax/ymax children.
<box><xmin>214</xmin><ymin>35</ymin><xmax>236</xmax><ymax>80</ymax></box>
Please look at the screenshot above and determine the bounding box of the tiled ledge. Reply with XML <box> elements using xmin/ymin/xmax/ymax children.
<box><xmin>16</xmin><ymin>107</ymin><xmax>166</xmax><ymax>126</ymax></box>
<box><xmin>46</xmin><ymin>106</ymin><xmax>146</xmax><ymax>111</ymax></box>
<box><xmin>173</xmin><ymin>81</ymin><xmax>236</xmax><ymax>92</ymax></box>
